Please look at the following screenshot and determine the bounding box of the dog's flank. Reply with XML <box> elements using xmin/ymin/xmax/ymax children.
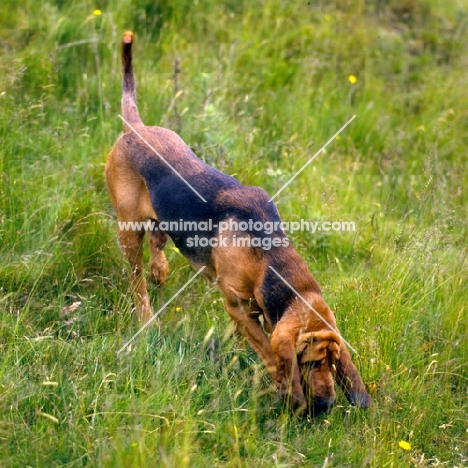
<box><xmin>105</xmin><ymin>31</ymin><xmax>371</xmax><ymax>415</ymax></box>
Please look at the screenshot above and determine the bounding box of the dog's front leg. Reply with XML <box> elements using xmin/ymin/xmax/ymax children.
<box><xmin>335</xmin><ymin>344</ymin><xmax>371</xmax><ymax>408</ymax></box>
<box><xmin>224</xmin><ymin>299</ymin><xmax>278</xmax><ymax>381</ymax></box>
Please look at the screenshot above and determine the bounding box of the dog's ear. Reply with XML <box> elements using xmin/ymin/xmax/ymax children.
<box><xmin>297</xmin><ymin>330</ymin><xmax>341</xmax><ymax>364</ymax></box>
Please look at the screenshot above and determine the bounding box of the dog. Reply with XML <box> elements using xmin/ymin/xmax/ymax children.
<box><xmin>105</xmin><ymin>31</ymin><xmax>371</xmax><ymax>415</ymax></box>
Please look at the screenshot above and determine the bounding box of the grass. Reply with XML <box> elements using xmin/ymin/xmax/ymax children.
<box><xmin>0</xmin><ymin>0</ymin><xmax>467</xmax><ymax>466</ymax></box>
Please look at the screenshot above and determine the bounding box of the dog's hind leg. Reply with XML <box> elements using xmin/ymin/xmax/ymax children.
<box><xmin>119</xmin><ymin>227</ymin><xmax>153</xmax><ymax>322</ymax></box>
<box><xmin>105</xmin><ymin>146</ymin><xmax>157</xmax><ymax>323</ymax></box>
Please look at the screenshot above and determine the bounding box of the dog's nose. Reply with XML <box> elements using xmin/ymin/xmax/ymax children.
<box><xmin>311</xmin><ymin>396</ymin><xmax>336</xmax><ymax>416</ymax></box>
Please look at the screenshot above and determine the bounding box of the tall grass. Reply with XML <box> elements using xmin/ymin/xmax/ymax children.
<box><xmin>0</xmin><ymin>0</ymin><xmax>467</xmax><ymax>466</ymax></box>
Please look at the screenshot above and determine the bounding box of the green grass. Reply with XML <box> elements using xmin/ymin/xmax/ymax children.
<box><xmin>1</xmin><ymin>0</ymin><xmax>467</xmax><ymax>466</ymax></box>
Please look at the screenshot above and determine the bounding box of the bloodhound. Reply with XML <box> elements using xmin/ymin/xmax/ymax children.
<box><xmin>105</xmin><ymin>31</ymin><xmax>371</xmax><ymax>415</ymax></box>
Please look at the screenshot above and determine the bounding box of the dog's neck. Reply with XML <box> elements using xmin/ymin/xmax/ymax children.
<box><xmin>260</xmin><ymin>246</ymin><xmax>325</xmax><ymax>326</ymax></box>
<box><xmin>285</xmin><ymin>292</ymin><xmax>337</xmax><ymax>333</ymax></box>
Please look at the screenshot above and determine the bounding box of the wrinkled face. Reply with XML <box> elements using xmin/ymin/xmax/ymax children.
<box><xmin>296</xmin><ymin>331</ymin><xmax>341</xmax><ymax>415</ymax></box>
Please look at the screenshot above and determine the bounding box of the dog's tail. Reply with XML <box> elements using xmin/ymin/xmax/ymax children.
<box><xmin>121</xmin><ymin>31</ymin><xmax>143</xmax><ymax>132</ymax></box>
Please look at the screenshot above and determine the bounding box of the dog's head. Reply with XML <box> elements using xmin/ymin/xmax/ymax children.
<box><xmin>271</xmin><ymin>325</ymin><xmax>341</xmax><ymax>416</ymax></box>
<box><xmin>296</xmin><ymin>330</ymin><xmax>341</xmax><ymax>415</ymax></box>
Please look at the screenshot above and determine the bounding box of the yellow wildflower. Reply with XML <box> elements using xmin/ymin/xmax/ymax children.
<box><xmin>398</xmin><ymin>440</ymin><xmax>411</xmax><ymax>451</ymax></box>
<box><xmin>348</xmin><ymin>75</ymin><xmax>358</xmax><ymax>84</ymax></box>
<box><xmin>93</xmin><ymin>9</ymin><xmax>102</xmax><ymax>16</ymax></box>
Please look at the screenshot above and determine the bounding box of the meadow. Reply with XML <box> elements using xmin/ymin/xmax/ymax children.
<box><xmin>0</xmin><ymin>0</ymin><xmax>467</xmax><ymax>466</ymax></box>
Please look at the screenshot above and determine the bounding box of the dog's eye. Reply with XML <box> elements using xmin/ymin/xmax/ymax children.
<box><xmin>305</xmin><ymin>360</ymin><xmax>322</xmax><ymax>369</ymax></box>
<box><xmin>310</xmin><ymin>358</ymin><xmax>328</xmax><ymax>369</ymax></box>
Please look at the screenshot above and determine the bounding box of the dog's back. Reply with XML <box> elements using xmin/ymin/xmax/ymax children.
<box><xmin>115</xmin><ymin>32</ymin><xmax>290</xmax><ymax>274</ymax></box>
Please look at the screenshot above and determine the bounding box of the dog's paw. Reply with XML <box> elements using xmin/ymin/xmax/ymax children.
<box><xmin>150</xmin><ymin>256</ymin><xmax>169</xmax><ymax>285</ymax></box>
<box><xmin>283</xmin><ymin>394</ymin><xmax>308</xmax><ymax>417</ymax></box>
<box><xmin>134</xmin><ymin>299</ymin><xmax>158</xmax><ymax>326</ymax></box>
<box><xmin>347</xmin><ymin>389</ymin><xmax>372</xmax><ymax>408</ymax></box>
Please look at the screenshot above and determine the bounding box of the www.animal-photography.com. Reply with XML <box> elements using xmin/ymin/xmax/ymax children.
<box><xmin>0</xmin><ymin>1</ymin><xmax>467</xmax><ymax>466</ymax></box>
